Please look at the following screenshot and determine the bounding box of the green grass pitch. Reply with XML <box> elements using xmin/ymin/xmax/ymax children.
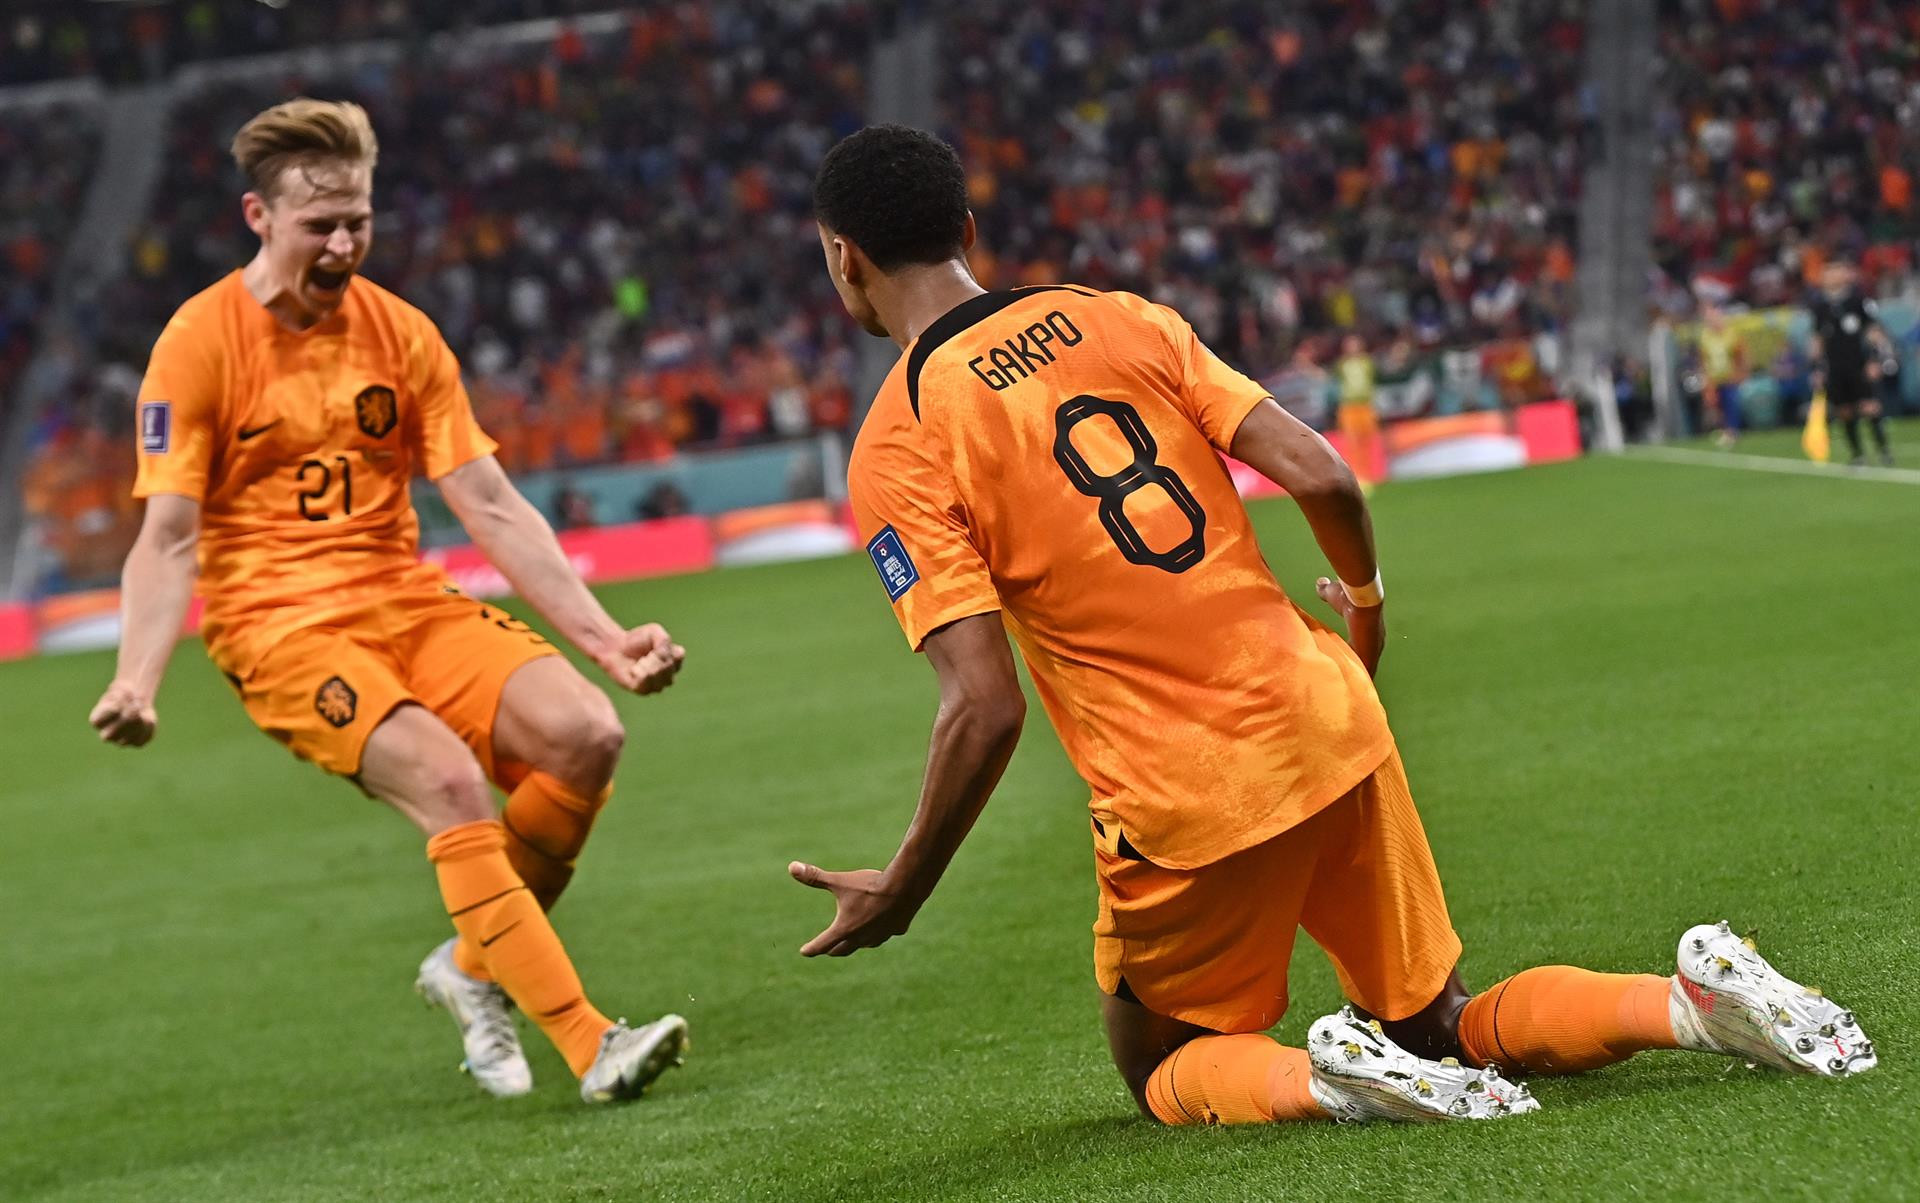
<box><xmin>4</xmin><ymin>453</ymin><xmax>1916</xmax><ymax>1201</ymax></box>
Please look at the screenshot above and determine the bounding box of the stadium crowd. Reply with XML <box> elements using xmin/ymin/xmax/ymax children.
<box><xmin>3</xmin><ymin>0</ymin><xmax>636</xmax><ymax>86</ymax></box>
<box><xmin>23</xmin><ymin>4</ymin><xmax>872</xmax><ymax>591</ymax></box>
<box><xmin>1</xmin><ymin>100</ymin><xmax>98</xmax><ymax>418</ymax></box>
<box><xmin>15</xmin><ymin>1</ymin><xmax>1919</xmax><ymax>594</ymax></box>
<box><xmin>1652</xmin><ymin>0</ymin><xmax>1920</xmax><ymax>312</ymax></box>
<box><xmin>945</xmin><ymin>0</ymin><xmax>1587</xmax><ymax>388</ymax></box>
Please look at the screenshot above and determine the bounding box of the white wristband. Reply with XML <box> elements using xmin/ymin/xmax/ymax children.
<box><xmin>1340</xmin><ymin>570</ymin><xmax>1385</xmax><ymax>608</ymax></box>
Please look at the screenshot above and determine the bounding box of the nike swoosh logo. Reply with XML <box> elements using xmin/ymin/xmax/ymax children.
<box><xmin>237</xmin><ymin>419</ymin><xmax>283</xmax><ymax>441</ymax></box>
<box><xmin>480</xmin><ymin>920</ymin><xmax>523</xmax><ymax>948</ymax></box>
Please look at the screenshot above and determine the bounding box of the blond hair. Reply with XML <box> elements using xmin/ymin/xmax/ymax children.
<box><xmin>230</xmin><ymin>98</ymin><xmax>378</xmax><ymax>199</ymax></box>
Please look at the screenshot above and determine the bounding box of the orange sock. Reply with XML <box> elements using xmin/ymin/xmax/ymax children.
<box><xmin>1144</xmin><ymin>1035</ymin><xmax>1327</xmax><ymax>1125</ymax></box>
<box><xmin>452</xmin><ymin>773</ymin><xmax>609</xmax><ymax>980</ymax></box>
<box><xmin>428</xmin><ymin>819</ymin><xmax>612</xmax><ymax>1077</ymax></box>
<box><xmin>1459</xmin><ymin>967</ymin><xmax>1676</xmax><ymax>1075</ymax></box>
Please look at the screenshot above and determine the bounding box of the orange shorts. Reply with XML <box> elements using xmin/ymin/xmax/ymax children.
<box><xmin>223</xmin><ymin>587</ymin><xmax>558</xmax><ymax>783</ymax></box>
<box><xmin>1092</xmin><ymin>748</ymin><xmax>1461</xmax><ymax>1033</ymax></box>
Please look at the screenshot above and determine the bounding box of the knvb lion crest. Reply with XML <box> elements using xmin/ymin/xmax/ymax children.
<box><xmin>315</xmin><ymin>676</ymin><xmax>358</xmax><ymax>728</ymax></box>
<box><xmin>354</xmin><ymin>385</ymin><xmax>398</xmax><ymax>439</ymax></box>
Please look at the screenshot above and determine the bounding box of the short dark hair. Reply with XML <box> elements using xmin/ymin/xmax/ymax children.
<box><xmin>813</xmin><ymin>125</ymin><xmax>968</xmax><ymax>272</ymax></box>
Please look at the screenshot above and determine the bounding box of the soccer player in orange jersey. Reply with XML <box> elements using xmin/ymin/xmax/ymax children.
<box><xmin>86</xmin><ymin>99</ymin><xmax>688</xmax><ymax>1104</ymax></box>
<box><xmin>789</xmin><ymin>126</ymin><xmax>1875</xmax><ymax>1125</ymax></box>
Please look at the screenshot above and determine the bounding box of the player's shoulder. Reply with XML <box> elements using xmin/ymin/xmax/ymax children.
<box><xmin>853</xmin><ymin>357</ymin><xmax>923</xmax><ymax>458</ymax></box>
<box><xmin>849</xmin><ymin>355</ymin><xmax>954</xmax><ymax>493</ymax></box>
<box><xmin>345</xmin><ymin>274</ymin><xmax>435</xmax><ymax>330</ymax></box>
<box><xmin>152</xmin><ymin>271</ymin><xmax>246</xmax><ymax>356</ymax></box>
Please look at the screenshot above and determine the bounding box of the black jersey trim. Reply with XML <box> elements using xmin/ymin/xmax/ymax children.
<box><xmin>905</xmin><ymin>285</ymin><xmax>1096</xmax><ymax>420</ymax></box>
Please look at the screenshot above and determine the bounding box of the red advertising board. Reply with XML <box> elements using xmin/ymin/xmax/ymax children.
<box><xmin>421</xmin><ymin>514</ymin><xmax>715</xmax><ymax>597</ymax></box>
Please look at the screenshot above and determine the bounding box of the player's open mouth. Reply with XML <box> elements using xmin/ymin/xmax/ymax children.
<box><xmin>309</xmin><ymin>267</ymin><xmax>349</xmax><ymax>292</ymax></box>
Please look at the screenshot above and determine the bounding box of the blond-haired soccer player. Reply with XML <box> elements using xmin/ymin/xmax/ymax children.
<box><xmin>88</xmin><ymin>99</ymin><xmax>687</xmax><ymax>1104</ymax></box>
<box><xmin>791</xmin><ymin>125</ymin><xmax>1875</xmax><ymax>1125</ymax></box>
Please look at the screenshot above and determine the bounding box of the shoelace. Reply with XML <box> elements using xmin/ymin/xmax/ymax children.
<box><xmin>469</xmin><ymin>987</ymin><xmax>520</xmax><ymax>1062</ymax></box>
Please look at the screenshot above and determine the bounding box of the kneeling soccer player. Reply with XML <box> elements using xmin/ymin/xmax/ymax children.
<box><xmin>788</xmin><ymin>125</ymin><xmax>1876</xmax><ymax>1125</ymax></box>
<box><xmin>88</xmin><ymin>99</ymin><xmax>687</xmax><ymax>1104</ymax></box>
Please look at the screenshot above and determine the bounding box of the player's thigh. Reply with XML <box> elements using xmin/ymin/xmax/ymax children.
<box><xmin>231</xmin><ymin>626</ymin><xmax>413</xmax><ymax>780</ymax></box>
<box><xmin>358</xmin><ymin>702</ymin><xmax>495</xmax><ymax>835</ymax></box>
<box><xmin>1299</xmin><ymin>750</ymin><xmax>1464</xmax><ymax>1025</ymax></box>
<box><xmin>1101</xmin><ymin>990</ymin><xmax>1218</xmax><ymax>1115</ymax></box>
<box><xmin>491</xmin><ymin>654</ymin><xmax>626</xmax><ymax>792</ymax></box>
<box><xmin>1092</xmin><ymin>819</ymin><xmax>1323</xmax><ymax>1036</ymax></box>
<box><xmin>395</xmin><ymin>590</ymin><xmax>564</xmax><ymax>786</ymax></box>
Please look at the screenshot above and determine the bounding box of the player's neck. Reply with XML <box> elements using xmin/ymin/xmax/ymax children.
<box><xmin>881</xmin><ymin>261</ymin><xmax>987</xmax><ymax>349</ymax></box>
<box><xmin>241</xmin><ymin>253</ymin><xmax>331</xmax><ymax>333</ymax></box>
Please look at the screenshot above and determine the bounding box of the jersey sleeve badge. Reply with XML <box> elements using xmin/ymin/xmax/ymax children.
<box><xmin>867</xmin><ymin>525</ymin><xmax>920</xmax><ymax>602</ymax></box>
<box><xmin>140</xmin><ymin>401</ymin><xmax>171</xmax><ymax>453</ymax></box>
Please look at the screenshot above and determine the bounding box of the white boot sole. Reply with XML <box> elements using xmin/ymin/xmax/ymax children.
<box><xmin>582</xmin><ymin>1015</ymin><xmax>690</xmax><ymax>1104</ymax></box>
<box><xmin>1675</xmin><ymin>921</ymin><xmax>1876</xmax><ymax>1077</ymax></box>
<box><xmin>1307</xmin><ymin>1008</ymin><xmax>1538</xmax><ymax>1122</ymax></box>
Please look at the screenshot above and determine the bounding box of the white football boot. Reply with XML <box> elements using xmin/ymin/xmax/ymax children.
<box><xmin>579</xmin><ymin>1014</ymin><xmax>690</xmax><ymax>1104</ymax></box>
<box><xmin>1669</xmin><ymin>920</ymin><xmax>1877</xmax><ymax>1077</ymax></box>
<box><xmin>1307</xmin><ymin>1007</ymin><xmax>1539</xmax><ymax>1122</ymax></box>
<box><xmin>414</xmin><ymin>938</ymin><xmax>534</xmax><ymax>1098</ymax></box>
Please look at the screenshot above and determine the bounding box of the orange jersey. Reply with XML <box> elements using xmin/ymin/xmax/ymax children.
<box><xmin>133</xmin><ymin>271</ymin><xmax>496</xmax><ymax>673</ymax></box>
<box><xmin>847</xmin><ymin>285</ymin><xmax>1393</xmax><ymax>869</ymax></box>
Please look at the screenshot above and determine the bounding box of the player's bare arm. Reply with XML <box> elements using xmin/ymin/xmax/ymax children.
<box><xmin>790</xmin><ymin>611</ymin><xmax>1025</xmax><ymax>956</ymax></box>
<box><xmin>1229</xmin><ymin>399</ymin><xmax>1387</xmax><ymax>674</ymax></box>
<box><xmin>89</xmin><ymin>493</ymin><xmax>201</xmax><ymax>746</ymax></box>
<box><xmin>437</xmin><ymin>455</ymin><xmax>685</xmax><ymax>695</ymax></box>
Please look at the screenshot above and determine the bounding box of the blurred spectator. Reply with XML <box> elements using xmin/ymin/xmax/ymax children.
<box><xmin>1652</xmin><ymin>0</ymin><xmax>1920</xmax><ymax>309</ymax></box>
<box><xmin>944</xmin><ymin>0</ymin><xmax>1588</xmax><ymax>365</ymax></box>
<box><xmin>552</xmin><ymin>480</ymin><xmax>596</xmax><ymax>530</ymax></box>
<box><xmin>2</xmin><ymin>0</ymin><xmax>639</xmax><ymax>87</ymax></box>
<box><xmin>0</xmin><ymin>101</ymin><xmax>100</xmax><ymax>421</ymax></box>
<box><xmin>636</xmin><ymin>481</ymin><xmax>691</xmax><ymax>521</ymax></box>
<box><xmin>87</xmin><ymin>3</ymin><xmax>873</xmax><ymax>470</ymax></box>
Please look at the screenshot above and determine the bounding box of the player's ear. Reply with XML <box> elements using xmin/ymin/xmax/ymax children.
<box><xmin>834</xmin><ymin>235</ymin><xmax>865</xmax><ymax>289</ymax></box>
<box><xmin>960</xmin><ymin>211</ymin><xmax>977</xmax><ymax>254</ymax></box>
<box><xmin>241</xmin><ymin>191</ymin><xmax>272</xmax><ymax>240</ymax></box>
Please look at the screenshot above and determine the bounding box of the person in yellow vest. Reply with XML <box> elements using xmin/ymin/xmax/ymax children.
<box><xmin>1697</xmin><ymin>306</ymin><xmax>1746</xmax><ymax>448</ymax></box>
<box><xmin>1336</xmin><ymin>334</ymin><xmax>1383</xmax><ymax>483</ymax></box>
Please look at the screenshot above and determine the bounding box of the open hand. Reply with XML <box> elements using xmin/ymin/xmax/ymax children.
<box><xmin>1316</xmin><ymin>577</ymin><xmax>1386</xmax><ymax>677</ymax></box>
<box><xmin>89</xmin><ymin>681</ymin><xmax>157</xmax><ymax>747</ymax></box>
<box><xmin>601</xmin><ymin>623</ymin><xmax>685</xmax><ymax>695</ymax></box>
<box><xmin>788</xmin><ymin>863</ymin><xmax>919</xmax><ymax>957</ymax></box>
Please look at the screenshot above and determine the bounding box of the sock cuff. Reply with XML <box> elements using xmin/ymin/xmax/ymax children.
<box><xmin>1144</xmin><ymin>1050</ymin><xmax>1197</xmax><ymax>1125</ymax></box>
<box><xmin>1618</xmin><ymin>973</ymin><xmax>1677</xmax><ymax>1044</ymax></box>
<box><xmin>426</xmin><ymin>818</ymin><xmax>507</xmax><ymax>863</ymax></box>
<box><xmin>515</xmin><ymin>771</ymin><xmax>611</xmax><ymax>818</ymax></box>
